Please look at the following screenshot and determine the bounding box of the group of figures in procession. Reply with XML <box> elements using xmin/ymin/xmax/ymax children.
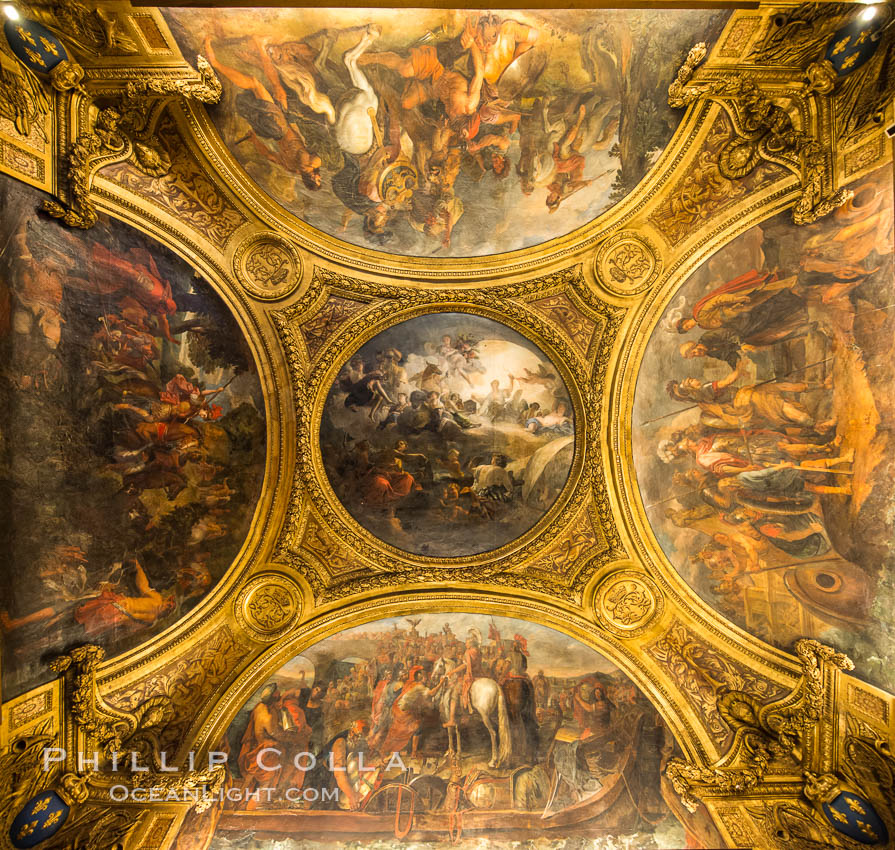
<box><xmin>635</xmin><ymin>169</ymin><xmax>895</xmax><ymax>691</ymax></box>
<box><xmin>226</xmin><ymin>615</ymin><xmax>681</xmax><ymax>843</ymax></box>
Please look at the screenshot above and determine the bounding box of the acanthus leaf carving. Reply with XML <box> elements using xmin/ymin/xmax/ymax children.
<box><xmin>664</xmin><ymin>639</ymin><xmax>860</xmax><ymax>824</ymax></box>
<box><xmin>0</xmin><ymin>646</ymin><xmax>229</xmax><ymax>850</ymax></box>
<box><xmin>749</xmin><ymin>3</ymin><xmax>895</xmax><ymax>143</ymax></box>
<box><xmin>51</xmin><ymin>645</ymin><xmax>226</xmax><ymax>807</ymax></box>
<box><xmin>667</xmin><ymin>42</ymin><xmax>852</xmax><ymax>226</ymax></box>
<box><xmin>42</xmin><ymin>57</ymin><xmax>222</xmax><ymax>229</ymax></box>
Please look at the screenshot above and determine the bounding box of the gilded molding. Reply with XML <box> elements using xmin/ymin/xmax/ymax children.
<box><xmin>667</xmin><ymin>42</ymin><xmax>851</xmax><ymax>226</ymax></box>
<box><xmin>665</xmin><ymin>640</ymin><xmax>894</xmax><ymax>848</ymax></box>
<box><xmin>43</xmin><ymin>57</ymin><xmax>222</xmax><ymax>228</ymax></box>
<box><xmin>0</xmin><ymin>648</ymin><xmax>226</xmax><ymax>850</ymax></box>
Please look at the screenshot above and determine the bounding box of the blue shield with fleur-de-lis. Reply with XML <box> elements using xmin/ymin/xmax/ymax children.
<box><xmin>821</xmin><ymin>791</ymin><xmax>889</xmax><ymax>845</ymax></box>
<box><xmin>823</xmin><ymin>16</ymin><xmax>884</xmax><ymax>76</ymax></box>
<box><xmin>8</xmin><ymin>790</ymin><xmax>70</xmax><ymax>849</ymax></box>
<box><xmin>2</xmin><ymin>17</ymin><xmax>68</xmax><ymax>76</ymax></box>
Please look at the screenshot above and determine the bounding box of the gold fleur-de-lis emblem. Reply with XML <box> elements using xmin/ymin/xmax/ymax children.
<box><xmin>830</xmin><ymin>808</ymin><xmax>848</xmax><ymax>824</ymax></box>
<box><xmin>16</xmin><ymin>26</ymin><xmax>36</xmax><ymax>46</ymax></box>
<box><xmin>39</xmin><ymin>36</ymin><xmax>58</xmax><ymax>55</ymax></box>
<box><xmin>831</xmin><ymin>35</ymin><xmax>850</xmax><ymax>55</ymax></box>
<box><xmin>845</xmin><ymin>796</ymin><xmax>867</xmax><ymax>815</ymax></box>
<box><xmin>17</xmin><ymin>820</ymin><xmax>39</xmax><ymax>840</ymax></box>
<box><xmin>855</xmin><ymin>29</ymin><xmax>872</xmax><ymax>45</ymax></box>
<box><xmin>857</xmin><ymin>820</ymin><xmax>878</xmax><ymax>840</ymax></box>
<box><xmin>841</xmin><ymin>52</ymin><xmax>860</xmax><ymax>70</ymax></box>
<box><xmin>30</xmin><ymin>796</ymin><xmax>51</xmax><ymax>814</ymax></box>
<box><xmin>44</xmin><ymin>809</ymin><xmax>63</xmax><ymax>828</ymax></box>
<box><xmin>23</xmin><ymin>46</ymin><xmax>45</xmax><ymax>66</ymax></box>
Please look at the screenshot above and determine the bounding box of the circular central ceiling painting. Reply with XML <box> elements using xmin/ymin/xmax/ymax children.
<box><xmin>320</xmin><ymin>313</ymin><xmax>575</xmax><ymax>557</ymax></box>
<box><xmin>164</xmin><ymin>7</ymin><xmax>727</xmax><ymax>258</ymax></box>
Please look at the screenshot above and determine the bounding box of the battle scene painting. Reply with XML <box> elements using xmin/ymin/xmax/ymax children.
<box><xmin>163</xmin><ymin>8</ymin><xmax>727</xmax><ymax>257</ymax></box>
<box><xmin>320</xmin><ymin>313</ymin><xmax>575</xmax><ymax>557</ymax></box>
<box><xmin>203</xmin><ymin>614</ymin><xmax>721</xmax><ymax>849</ymax></box>
<box><xmin>633</xmin><ymin>168</ymin><xmax>895</xmax><ymax>693</ymax></box>
<box><xmin>0</xmin><ymin>176</ymin><xmax>266</xmax><ymax>698</ymax></box>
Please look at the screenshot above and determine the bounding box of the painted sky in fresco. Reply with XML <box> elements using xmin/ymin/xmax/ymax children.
<box><xmin>321</xmin><ymin>313</ymin><xmax>575</xmax><ymax>556</ymax></box>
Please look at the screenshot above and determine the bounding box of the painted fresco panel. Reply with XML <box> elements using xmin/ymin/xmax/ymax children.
<box><xmin>163</xmin><ymin>8</ymin><xmax>727</xmax><ymax>258</ymax></box>
<box><xmin>201</xmin><ymin>614</ymin><xmax>718</xmax><ymax>849</ymax></box>
<box><xmin>633</xmin><ymin>168</ymin><xmax>895</xmax><ymax>692</ymax></box>
<box><xmin>0</xmin><ymin>176</ymin><xmax>266</xmax><ymax>697</ymax></box>
<box><xmin>320</xmin><ymin>313</ymin><xmax>574</xmax><ymax>557</ymax></box>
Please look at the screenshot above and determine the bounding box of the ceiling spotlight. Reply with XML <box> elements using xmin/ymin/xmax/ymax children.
<box><xmin>859</xmin><ymin>5</ymin><xmax>879</xmax><ymax>22</ymax></box>
<box><xmin>3</xmin><ymin>4</ymin><xmax>20</xmax><ymax>20</ymax></box>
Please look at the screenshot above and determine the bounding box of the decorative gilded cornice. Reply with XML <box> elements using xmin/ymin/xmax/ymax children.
<box><xmin>43</xmin><ymin>55</ymin><xmax>221</xmax><ymax>228</ymax></box>
<box><xmin>0</xmin><ymin>647</ymin><xmax>225</xmax><ymax>850</ymax></box>
<box><xmin>667</xmin><ymin>41</ymin><xmax>852</xmax><ymax>226</ymax></box>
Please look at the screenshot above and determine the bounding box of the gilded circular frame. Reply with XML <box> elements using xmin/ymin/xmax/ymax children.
<box><xmin>303</xmin><ymin>300</ymin><xmax>593</xmax><ymax>571</ymax></box>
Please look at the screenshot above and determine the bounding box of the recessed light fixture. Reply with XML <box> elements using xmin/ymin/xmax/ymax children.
<box><xmin>3</xmin><ymin>4</ymin><xmax>20</xmax><ymax>20</ymax></box>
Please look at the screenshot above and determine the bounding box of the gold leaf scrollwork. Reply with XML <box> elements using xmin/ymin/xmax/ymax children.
<box><xmin>667</xmin><ymin>42</ymin><xmax>852</xmax><ymax>226</ymax></box>
<box><xmin>0</xmin><ymin>648</ymin><xmax>228</xmax><ymax>850</ymax></box>
<box><xmin>50</xmin><ymin>645</ymin><xmax>226</xmax><ymax>806</ymax></box>
<box><xmin>234</xmin><ymin>574</ymin><xmax>301</xmax><ymax>641</ymax></box>
<box><xmin>43</xmin><ymin>57</ymin><xmax>222</xmax><ymax>229</ymax></box>
<box><xmin>665</xmin><ymin>639</ymin><xmax>856</xmax><ymax>815</ymax></box>
<box><xmin>17</xmin><ymin>0</ymin><xmax>138</xmax><ymax>56</ymax></box>
<box><xmin>594</xmin><ymin>232</ymin><xmax>660</xmax><ymax>297</ymax></box>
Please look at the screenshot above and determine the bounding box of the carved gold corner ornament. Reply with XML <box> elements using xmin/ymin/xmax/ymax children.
<box><xmin>668</xmin><ymin>42</ymin><xmax>853</xmax><ymax>227</ymax></box>
<box><xmin>0</xmin><ymin>646</ymin><xmax>225</xmax><ymax>850</ymax></box>
<box><xmin>593</xmin><ymin>568</ymin><xmax>665</xmax><ymax>637</ymax></box>
<box><xmin>231</xmin><ymin>231</ymin><xmax>304</xmax><ymax>302</ymax></box>
<box><xmin>749</xmin><ymin>3</ymin><xmax>895</xmax><ymax>145</ymax></box>
<box><xmin>665</xmin><ymin>640</ymin><xmax>895</xmax><ymax>849</ymax></box>
<box><xmin>233</xmin><ymin>573</ymin><xmax>302</xmax><ymax>641</ymax></box>
<box><xmin>42</xmin><ymin>56</ymin><xmax>221</xmax><ymax>229</ymax></box>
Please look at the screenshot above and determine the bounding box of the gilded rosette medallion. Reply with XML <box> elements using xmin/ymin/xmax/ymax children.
<box><xmin>235</xmin><ymin>574</ymin><xmax>302</xmax><ymax>641</ymax></box>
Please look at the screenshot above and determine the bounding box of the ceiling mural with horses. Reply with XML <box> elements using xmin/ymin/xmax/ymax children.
<box><xmin>2</xmin><ymin>2</ymin><xmax>895</xmax><ymax>848</ymax></box>
<box><xmin>320</xmin><ymin>313</ymin><xmax>575</xmax><ymax>557</ymax></box>
<box><xmin>162</xmin><ymin>7</ymin><xmax>727</xmax><ymax>257</ymax></box>
<box><xmin>205</xmin><ymin>613</ymin><xmax>720</xmax><ymax>849</ymax></box>
<box><xmin>0</xmin><ymin>174</ymin><xmax>266</xmax><ymax>699</ymax></box>
<box><xmin>633</xmin><ymin>166</ymin><xmax>895</xmax><ymax>693</ymax></box>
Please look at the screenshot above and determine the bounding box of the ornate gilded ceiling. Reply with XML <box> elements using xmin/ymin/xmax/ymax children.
<box><xmin>0</xmin><ymin>1</ymin><xmax>894</xmax><ymax>849</ymax></box>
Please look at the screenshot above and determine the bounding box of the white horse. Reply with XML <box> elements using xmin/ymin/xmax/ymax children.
<box><xmin>334</xmin><ymin>25</ymin><xmax>381</xmax><ymax>156</ymax></box>
<box><xmin>432</xmin><ymin>657</ymin><xmax>512</xmax><ymax>768</ymax></box>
